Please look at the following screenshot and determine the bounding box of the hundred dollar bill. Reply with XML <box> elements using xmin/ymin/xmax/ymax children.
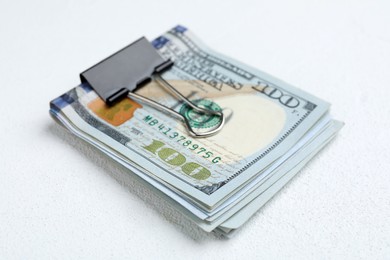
<box><xmin>215</xmin><ymin>120</ymin><xmax>343</xmax><ymax>236</ymax></box>
<box><xmin>210</xmin><ymin>119</ymin><xmax>343</xmax><ymax>233</ymax></box>
<box><xmin>52</xmin><ymin>94</ymin><xmax>341</xmax><ymax>233</ymax></box>
<box><xmin>50</xmin><ymin>25</ymin><xmax>331</xmax><ymax>212</ymax></box>
<box><xmin>166</xmin><ymin>116</ymin><xmax>342</xmax><ymax>232</ymax></box>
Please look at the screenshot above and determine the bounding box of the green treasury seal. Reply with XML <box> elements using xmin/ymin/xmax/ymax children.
<box><xmin>179</xmin><ymin>99</ymin><xmax>222</xmax><ymax>129</ymax></box>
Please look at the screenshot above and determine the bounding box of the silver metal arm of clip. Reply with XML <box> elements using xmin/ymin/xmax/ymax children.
<box><xmin>128</xmin><ymin>75</ymin><xmax>225</xmax><ymax>138</ymax></box>
<box><xmin>80</xmin><ymin>37</ymin><xmax>224</xmax><ymax>137</ymax></box>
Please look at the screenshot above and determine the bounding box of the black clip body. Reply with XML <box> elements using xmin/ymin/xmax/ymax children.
<box><xmin>79</xmin><ymin>37</ymin><xmax>224</xmax><ymax>138</ymax></box>
<box><xmin>80</xmin><ymin>37</ymin><xmax>173</xmax><ymax>106</ymax></box>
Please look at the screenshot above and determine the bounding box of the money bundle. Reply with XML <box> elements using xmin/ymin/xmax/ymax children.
<box><xmin>49</xmin><ymin>25</ymin><xmax>342</xmax><ymax>237</ymax></box>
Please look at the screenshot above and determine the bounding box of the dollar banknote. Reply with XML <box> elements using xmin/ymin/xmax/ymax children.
<box><xmin>50</xmin><ymin>25</ymin><xmax>342</xmax><ymax>234</ymax></box>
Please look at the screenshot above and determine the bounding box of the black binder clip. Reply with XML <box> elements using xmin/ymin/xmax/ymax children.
<box><xmin>80</xmin><ymin>37</ymin><xmax>224</xmax><ymax>138</ymax></box>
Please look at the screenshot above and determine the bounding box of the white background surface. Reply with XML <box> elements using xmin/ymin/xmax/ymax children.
<box><xmin>1</xmin><ymin>0</ymin><xmax>389</xmax><ymax>259</ymax></box>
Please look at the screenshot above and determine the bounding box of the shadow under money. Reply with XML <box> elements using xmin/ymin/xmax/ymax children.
<box><xmin>46</xmin><ymin>122</ymin><xmax>226</xmax><ymax>241</ymax></box>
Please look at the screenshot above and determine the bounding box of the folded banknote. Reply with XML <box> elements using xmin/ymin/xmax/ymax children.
<box><xmin>50</xmin><ymin>25</ymin><xmax>342</xmax><ymax>236</ymax></box>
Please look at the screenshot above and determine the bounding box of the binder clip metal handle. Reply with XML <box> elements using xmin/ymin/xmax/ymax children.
<box><xmin>80</xmin><ymin>37</ymin><xmax>224</xmax><ymax>138</ymax></box>
<box><xmin>129</xmin><ymin>74</ymin><xmax>225</xmax><ymax>138</ymax></box>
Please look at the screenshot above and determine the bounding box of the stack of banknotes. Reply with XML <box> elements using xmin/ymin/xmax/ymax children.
<box><xmin>50</xmin><ymin>25</ymin><xmax>343</xmax><ymax>237</ymax></box>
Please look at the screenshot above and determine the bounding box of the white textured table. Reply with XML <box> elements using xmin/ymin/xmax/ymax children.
<box><xmin>1</xmin><ymin>0</ymin><xmax>389</xmax><ymax>258</ymax></box>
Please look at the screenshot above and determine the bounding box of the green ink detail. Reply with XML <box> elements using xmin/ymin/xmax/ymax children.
<box><xmin>179</xmin><ymin>99</ymin><xmax>222</xmax><ymax>129</ymax></box>
<box><xmin>158</xmin><ymin>148</ymin><xmax>186</xmax><ymax>166</ymax></box>
<box><xmin>142</xmin><ymin>139</ymin><xmax>211</xmax><ymax>181</ymax></box>
<box><xmin>182</xmin><ymin>162</ymin><xmax>211</xmax><ymax>180</ymax></box>
<box><xmin>143</xmin><ymin>139</ymin><xmax>165</xmax><ymax>154</ymax></box>
<box><xmin>143</xmin><ymin>115</ymin><xmax>153</xmax><ymax>122</ymax></box>
<box><xmin>149</xmin><ymin>119</ymin><xmax>158</xmax><ymax>126</ymax></box>
<box><xmin>212</xmin><ymin>157</ymin><xmax>221</xmax><ymax>164</ymax></box>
